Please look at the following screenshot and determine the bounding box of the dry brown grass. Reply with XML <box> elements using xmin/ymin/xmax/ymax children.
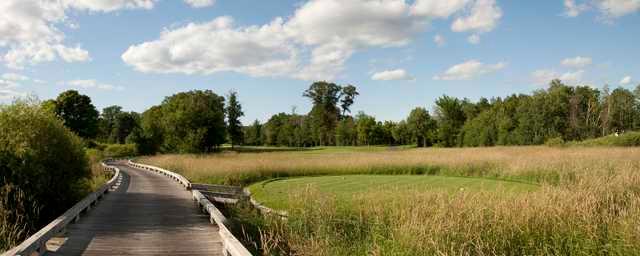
<box><xmin>141</xmin><ymin>146</ymin><xmax>640</xmax><ymax>186</ymax></box>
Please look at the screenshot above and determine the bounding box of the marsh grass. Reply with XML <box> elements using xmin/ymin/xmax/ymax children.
<box><xmin>143</xmin><ymin>146</ymin><xmax>640</xmax><ymax>255</ymax></box>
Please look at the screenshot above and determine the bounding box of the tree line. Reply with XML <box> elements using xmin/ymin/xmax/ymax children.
<box><xmin>246</xmin><ymin>80</ymin><xmax>640</xmax><ymax>148</ymax></box>
<box><xmin>40</xmin><ymin>79</ymin><xmax>640</xmax><ymax>154</ymax></box>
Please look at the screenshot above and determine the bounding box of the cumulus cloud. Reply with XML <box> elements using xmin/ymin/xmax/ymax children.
<box><xmin>564</xmin><ymin>0</ymin><xmax>589</xmax><ymax>17</ymax></box>
<box><xmin>451</xmin><ymin>0</ymin><xmax>502</xmax><ymax>33</ymax></box>
<box><xmin>433</xmin><ymin>60</ymin><xmax>506</xmax><ymax>81</ymax></box>
<box><xmin>620</xmin><ymin>75</ymin><xmax>632</xmax><ymax>85</ymax></box>
<box><xmin>531</xmin><ymin>69</ymin><xmax>585</xmax><ymax>86</ymax></box>
<box><xmin>434</xmin><ymin>34</ymin><xmax>446</xmax><ymax>47</ymax></box>
<box><xmin>598</xmin><ymin>0</ymin><xmax>640</xmax><ymax>18</ymax></box>
<box><xmin>122</xmin><ymin>16</ymin><xmax>300</xmax><ymax>77</ymax></box>
<box><xmin>0</xmin><ymin>0</ymin><xmax>157</xmax><ymax>69</ymax></box>
<box><xmin>2</xmin><ymin>73</ymin><xmax>29</xmax><ymax>81</ymax></box>
<box><xmin>561</xmin><ymin>56</ymin><xmax>592</xmax><ymax>68</ymax></box>
<box><xmin>64</xmin><ymin>0</ymin><xmax>157</xmax><ymax>12</ymax></box>
<box><xmin>411</xmin><ymin>0</ymin><xmax>471</xmax><ymax>18</ymax></box>
<box><xmin>122</xmin><ymin>0</ymin><xmax>504</xmax><ymax>80</ymax></box>
<box><xmin>183</xmin><ymin>0</ymin><xmax>215</xmax><ymax>8</ymax></box>
<box><xmin>65</xmin><ymin>79</ymin><xmax>124</xmax><ymax>91</ymax></box>
<box><xmin>371</xmin><ymin>69</ymin><xmax>414</xmax><ymax>81</ymax></box>
<box><xmin>563</xmin><ymin>0</ymin><xmax>640</xmax><ymax>19</ymax></box>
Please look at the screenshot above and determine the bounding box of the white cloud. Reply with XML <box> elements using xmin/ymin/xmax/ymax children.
<box><xmin>620</xmin><ymin>75</ymin><xmax>632</xmax><ymax>85</ymax></box>
<box><xmin>2</xmin><ymin>73</ymin><xmax>29</xmax><ymax>81</ymax></box>
<box><xmin>0</xmin><ymin>0</ymin><xmax>155</xmax><ymax>69</ymax></box>
<box><xmin>434</xmin><ymin>34</ymin><xmax>446</xmax><ymax>46</ymax></box>
<box><xmin>123</xmin><ymin>0</ymin><xmax>434</xmax><ymax>80</ymax></box>
<box><xmin>122</xmin><ymin>0</ymin><xmax>503</xmax><ymax>80</ymax></box>
<box><xmin>598</xmin><ymin>0</ymin><xmax>640</xmax><ymax>18</ymax></box>
<box><xmin>64</xmin><ymin>0</ymin><xmax>157</xmax><ymax>12</ymax></box>
<box><xmin>183</xmin><ymin>0</ymin><xmax>215</xmax><ymax>8</ymax></box>
<box><xmin>451</xmin><ymin>0</ymin><xmax>502</xmax><ymax>33</ymax></box>
<box><xmin>65</xmin><ymin>79</ymin><xmax>124</xmax><ymax>91</ymax></box>
<box><xmin>531</xmin><ymin>69</ymin><xmax>585</xmax><ymax>86</ymax></box>
<box><xmin>564</xmin><ymin>0</ymin><xmax>589</xmax><ymax>17</ymax></box>
<box><xmin>433</xmin><ymin>59</ymin><xmax>506</xmax><ymax>80</ymax></box>
<box><xmin>122</xmin><ymin>16</ymin><xmax>300</xmax><ymax>77</ymax></box>
<box><xmin>0</xmin><ymin>89</ymin><xmax>26</xmax><ymax>100</ymax></box>
<box><xmin>411</xmin><ymin>0</ymin><xmax>471</xmax><ymax>18</ymax></box>
<box><xmin>371</xmin><ymin>69</ymin><xmax>414</xmax><ymax>81</ymax></box>
<box><xmin>561</xmin><ymin>56</ymin><xmax>592</xmax><ymax>68</ymax></box>
<box><xmin>563</xmin><ymin>0</ymin><xmax>640</xmax><ymax>19</ymax></box>
<box><xmin>467</xmin><ymin>34</ymin><xmax>480</xmax><ymax>44</ymax></box>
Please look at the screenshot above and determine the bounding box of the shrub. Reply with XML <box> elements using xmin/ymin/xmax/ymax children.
<box><xmin>544</xmin><ymin>136</ymin><xmax>565</xmax><ymax>147</ymax></box>
<box><xmin>578</xmin><ymin>131</ymin><xmax>640</xmax><ymax>147</ymax></box>
<box><xmin>103</xmin><ymin>143</ymin><xmax>137</xmax><ymax>158</ymax></box>
<box><xmin>0</xmin><ymin>100</ymin><xmax>91</xmax><ymax>248</ymax></box>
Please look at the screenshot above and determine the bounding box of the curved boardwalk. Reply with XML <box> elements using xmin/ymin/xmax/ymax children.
<box><xmin>46</xmin><ymin>161</ymin><xmax>223</xmax><ymax>256</ymax></box>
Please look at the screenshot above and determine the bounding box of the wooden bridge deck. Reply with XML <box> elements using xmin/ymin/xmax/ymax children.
<box><xmin>46</xmin><ymin>161</ymin><xmax>223</xmax><ymax>256</ymax></box>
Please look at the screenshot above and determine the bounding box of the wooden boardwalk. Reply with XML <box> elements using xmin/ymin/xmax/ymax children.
<box><xmin>46</xmin><ymin>161</ymin><xmax>223</xmax><ymax>256</ymax></box>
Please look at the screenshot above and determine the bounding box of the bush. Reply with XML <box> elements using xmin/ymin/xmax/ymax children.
<box><xmin>103</xmin><ymin>143</ymin><xmax>137</xmax><ymax>158</ymax></box>
<box><xmin>544</xmin><ymin>137</ymin><xmax>565</xmax><ymax>147</ymax></box>
<box><xmin>0</xmin><ymin>100</ymin><xmax>91</xmax><ymax>248</ymax></box>
<box><xmin>577</xmin><ymin>131</ymin><xmax>640</xmax><ymax>147</ymax></box>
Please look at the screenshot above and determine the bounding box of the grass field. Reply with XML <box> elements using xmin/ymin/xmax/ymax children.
<box><xmin>141</xmin><ymin>146</ymin><xmax>640</xmax><ymax>255</ymax></box>
<box><xmin>248</xmin><ymin>175</ymin><xmax>538</xmax><ymax>210</ymax></box>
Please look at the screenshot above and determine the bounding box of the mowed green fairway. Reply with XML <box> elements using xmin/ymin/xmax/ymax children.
<box><xmin>249</xmin><ymin>175</ymin><xmax>538</xmax><ymax>210</ymax></box>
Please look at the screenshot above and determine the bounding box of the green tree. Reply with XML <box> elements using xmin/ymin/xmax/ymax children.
<box><xmin>244</xmin><ymin>120</ymin><xmax>263</xmax><ymax>146</ymax></box>
<box><xmin>339</xmin><ymin>85</ymin><xmax>359</xmax><ymax>116</ymax></box>
<box><xmin>434</xmin><ymin>95</ymin><xmax>466</xmax><ymax>147</ymax></box>
<box><xmin>128</xmin><ymin>106</ymin><xmax>163</xmax><ymax>155</ymax></box>
<box><xmin>160</xmin><ymin>90</ymin><xmax>226</xmax><ymax>153</ymax></box>
<box><xmin>406</xmin><ymin>107</ymin><xmax>437</xmax><ymax>147</ymax></box>
<box><xmin>0</xmin><ymin>100</ymin><xmax>90</xmax><ymax>236</ymax></box>
<box><xmin>336</xmin><ymin>117</ymin><xmax>357</xmax><ymax>146</ymax></box>
<box><xmin>226</xmin><ymin>91</ymin><xmax>244</xmax><ymax>148</ymax></box>
<box><xmin>112</xmin><ymin>112</ymin><xmax>139</xmax><ymax>144</ymax></box>
<box><xmin>52</xmin><ymin>90</ymin><xmax>99</xmax><ymax>138</ymax></box>
<box><xmin>355</xmin><ymin>112</ymin><xmax>376</xmax><ymax>146</ymax></box>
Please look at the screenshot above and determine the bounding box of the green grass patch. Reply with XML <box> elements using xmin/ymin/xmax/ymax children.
<box><xmin>249</xmin><ymin>175</ymin><xmax>538</xmax><ymax>211</ymax></box>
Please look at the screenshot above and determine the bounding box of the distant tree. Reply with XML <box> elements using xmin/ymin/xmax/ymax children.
<box><xmin>244</xmin><ymin>120</ymin><xmax>263</xmax><ymax>146</ymax></box>
<box><xmin>608</xmin><ymin>87</ymin><xmax>636</xmax><ymax>133</ymax></box>
<box><xmin>99</xmin><ymin>105</ymin><xmax>123</xmax><ymax>142</ymax></box>
<box><xmin>129</xmin><ymin>106</ymin><xmax>164</xmax><ymax>155</ymax></box>
<box><xmin>336</xmin><ymin>117</ymin><xmax>357</xmax><ymax>146</ymax></box>
<box><xmin>303</xmin><ymin>82</ymin><xmax>359</xmax><ymax>146</ymax></box>
<box><xmin>434</xmin><ymin>95</ymin><xmax>466</xmax><ymax>147</ymax></box>
<box><xmin>112</xmin><ymin>112</ymin><xmax>139</xmax><ymax>144</ymax></box>
<box><xmin>226</xmin><ymin>91</ymin><xmax>244</xmax><ymax>148</ymax></box>
<box><xmin>53</xmin><ymin>90</ymin><xmax>99</xmax><ymax>138</ymax></box>
<box><xmin>406</xmin><ymin>107</ymin><xmax>437</xmax><ymax>147</ymax></box>
<box><xmin>160</xmin><ymin>90</ymin><xmax>226</xmax><ymax>153</ymax></box>
<box><xmin>392</xmin><ymin>120</ymin><xmax>412</xmax><ymax>145</ymax></box>
<box><xmin>340</xmin><ymin>85</ymin><xmax>359</xmax><ymax>116</ymax></box>
<box><xmin>355</xmin><ymin>112</ymin><xmax>376</xmax><ymax>146</ymax></box>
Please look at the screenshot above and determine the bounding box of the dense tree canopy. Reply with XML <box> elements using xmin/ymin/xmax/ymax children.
<box><xmin>226</xmin><ymin>91</ymin><xmax>244</xmax><ymax>148</ymax></box>
<box><xmin>51</xmin><ymin>90</ymin><xmax>99</xmax><ymax>138</ymax></box>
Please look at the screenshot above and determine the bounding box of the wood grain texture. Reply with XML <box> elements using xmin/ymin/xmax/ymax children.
<box><xmin>46</xmin><ymin>161</ymin><xmax>223</xmax><ymax>256</ymax></box>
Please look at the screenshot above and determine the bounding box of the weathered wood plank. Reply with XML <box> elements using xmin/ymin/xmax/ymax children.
<box><xmin>45</xmin><ymin>161</ymin><xmax>224</xmax><ymax>256</ymax></box>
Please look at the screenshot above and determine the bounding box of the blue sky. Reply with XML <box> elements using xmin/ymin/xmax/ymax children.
<box><xmin>0</xmin><ymin>0</ymin><xmax>639</xmax><ymax>124</ymax></box>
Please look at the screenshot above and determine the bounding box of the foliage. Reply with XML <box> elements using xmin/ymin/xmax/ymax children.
<box><xmin>0</xmin><ymin>100</ymin><xmax>91</xmax><ymax>246</ymax></box>
<box><xmin>159</xmin><ymin>90</ymin><xmax>226</xmax><ymax>153</ymax></box>
<box><xmin>50</xmin><ymin>90</ymin><xmax>100</xmax><ymax>138</ymax></box>
<box><xmin>544</xmin><ymin>136</ymin><xmax>565</xmax><ymax>147</ymax></box>
<box><xmin>226</xmin><ymin>91</ymin><xmax>244</xmax><ymax>147</ymax></box>
<box><xmin>406</xmin><ymin>107</ymin><xmax>436</xmax><ymax>147</ymax></box>
<box><xmin>103</xmin><ymin>143</ymin><xmax>137</xmax><ymax>158</ymax></box>
<box><xmin>576</xmin><ymin>131</ymin><xmax>640</xmax><ymax>146</ymax></box>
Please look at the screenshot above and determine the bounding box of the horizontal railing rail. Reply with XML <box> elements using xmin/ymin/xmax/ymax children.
<box><xmin>127</xmin><ymin>160</ymin><xmax>252</xmax><ymax>256</ymax></box>
<box><xmin>2</xmin><ymin>161</ymin><xmax>121</xmax><ymax>256</ymax></box>
<box><xmin>127</xmin><ymin>160</ymin><xmax>191</xmax><ymax>189</ymax></box>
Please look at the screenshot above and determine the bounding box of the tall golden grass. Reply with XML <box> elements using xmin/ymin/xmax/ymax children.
<box><xmin>143</xmin><ymin>146</ymin><xmax>640</xmax><ymax>255</ymax></box>
<box><xmin>142</xmin><ymin>146</ymin><xmax>640</xmax><ymax>186</ymax></box>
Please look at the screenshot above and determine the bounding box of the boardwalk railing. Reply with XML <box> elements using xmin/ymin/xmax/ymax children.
<box><xmin>2</xmin><ymin>160</ymin><xmax>122</xmax><ymax>256</ymax></box>
<box><xmin>127</xmin><ymin>160</ymin><xmax>252</xmax><ymax>256</ymax></box>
